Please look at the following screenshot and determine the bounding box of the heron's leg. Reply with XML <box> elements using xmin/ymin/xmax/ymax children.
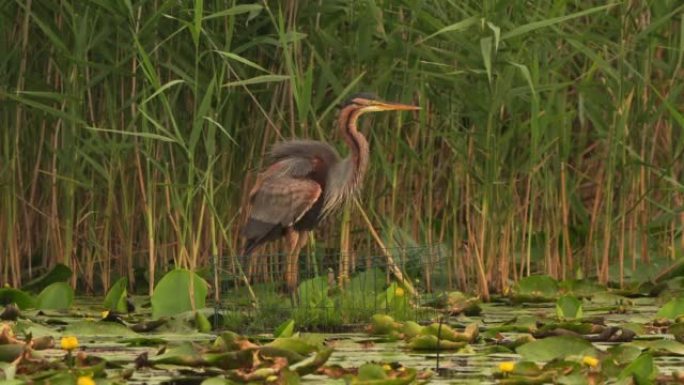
<box><xmin>292</xmin><ymin>232</ymin><xmax>309</xmax><ymax>287</ymax></box>
<box><xmin>284</xmin><ymin>228</ymin><xmax>300</xmax><ymax>292</ymax></box>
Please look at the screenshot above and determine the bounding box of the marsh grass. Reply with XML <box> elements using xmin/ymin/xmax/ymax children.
<box><xmin>1</xmin><ymin>1</ymin><xmax>683</xmax><ymax>298</ymax></box>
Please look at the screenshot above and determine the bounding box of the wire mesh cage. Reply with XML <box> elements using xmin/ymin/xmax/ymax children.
<box><xmin>212</xmin><ymin>245</ymin><xmax>458</xmax><ymax>334</ymax></box>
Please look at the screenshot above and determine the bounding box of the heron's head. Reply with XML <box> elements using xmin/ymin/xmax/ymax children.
<box><xmin>341</xmin><ymin>92</ymin><xmax>420</xmax><ymax>113</ymax></box>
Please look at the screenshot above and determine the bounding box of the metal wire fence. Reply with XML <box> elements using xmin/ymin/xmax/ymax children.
<box><xmin>212</xmin><ymin>245</ymin><xmax>457</xmax><ymax>333</ymax></box>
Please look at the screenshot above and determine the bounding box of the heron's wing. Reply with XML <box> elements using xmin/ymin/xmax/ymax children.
<box><xmin>248</xmin><ymin>175</ymin><xmax>321</xmax><ymax>227</ymax></box>
<box><xmin>242</xmin><ymin>161</ymin><xmax>322</xmax><ymax>255</ymax></box>
<box><xmin>248</xmin><ymin>157</ymin><xmax>314</xmax><ymax>202</ymax></box>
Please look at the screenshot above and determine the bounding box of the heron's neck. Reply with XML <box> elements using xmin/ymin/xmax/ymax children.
<box><xmin>338</xmin><ymin>106</ymin><xmax>369</xmax><ymax>191</ymax></box>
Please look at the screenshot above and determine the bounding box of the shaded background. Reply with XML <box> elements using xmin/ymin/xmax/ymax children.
<box><xmin>1</xmin><ymin>0</ymin><xmax>683</xmax><ymax>297</ymax></box>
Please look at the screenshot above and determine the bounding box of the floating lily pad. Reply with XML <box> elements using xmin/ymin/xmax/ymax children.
<box><xmin>353</xmin><ymin>363</ymin><xmax>417</xmax><ymax>385</ymax></box>
<box><xmin>62</xmin><ymin>320</ymin><xmax>138</xmax><ymax>337</ymax></box>
<box><xmin>201</xmin><ymin>377</ymin><xmax>240</xmax><ymax>385</ymax></box>
<box><xmin>267</xmin><ymin>336</ymin><xmax>319</xmax><ymax>355</ymax></box>
<box><xmin>367</xmin><ymin>314</ymin><xmax>403</xmax><ymax>336</ymax></box>
<box><xmin>151</xmin><ymin>342</ymin><xmax>206</xmax><ymax>366</ymax></box>
<box><xmin>516</xmin><ymin>336</ymin><xmax>595</xmax><ymax>362</ymax></box>
<box><xmin>13</xmin><ymin>319</ymin><xmax>59</xmax><ymax>337</ymax></box>
<box><xmin>633</xmin><ymin>339</ymin><xmax>684</xmax><ymax>356</ymax></box>
<box><xmin>408</xmin><ymin>334</ymin><xmax>467</xmax><ymax>350</ymax></box>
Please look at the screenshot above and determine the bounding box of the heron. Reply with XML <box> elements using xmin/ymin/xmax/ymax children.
<box><xmin>241</xmin><ymin>93</ymin><xmax>420</xmax><ymax>291</ymax></box>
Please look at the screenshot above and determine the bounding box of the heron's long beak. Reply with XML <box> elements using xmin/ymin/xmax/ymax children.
<box><xmin>363</xmin><ymin>101</ymin><xmax>421</xmax><ymax>112</ymax></box>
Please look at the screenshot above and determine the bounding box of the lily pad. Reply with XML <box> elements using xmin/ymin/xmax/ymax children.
<box><xmin>353</xmin><ymin>363</ymin><xmax>417</xmax><ymax>385</ymax></box>
<box><xmin>151</xmin><ymin>269</ymin><xmax>208</xmax><ymax>319</ymax></box>
<box><xmin>0</xmin><ymin>345</ymin><xmax>23</xmax><ymax>362</ymax></box>
<box><xmin>152</xmin><ymin>342</ymin><xmax>206</xmax><ymax>366</ymax></box>
<box><xmin>103</xmin><ymin>277</ymin><xmax>128</xmax><ymax>313</ymax></box>
<box><xmin>35</xmin><ymin>282</ymin><xmax>74</xmax><ymax>310</ymax></box>
<box><xmin>556</xmin><ymin>295</ymin><xmax>583</xmax><ymax>320</ymax></box>
<box><xmin>275</xmin><ymin>319</ymin><xmax>295</xmax><ymax>338</ymax></box>
<box><xmin>656</xmin><ymin>297</ymin><xmax>684</xmax><ymax>319</ymax></box>
<box><xmin>267</xmin><ymin>337</ymin><xmax>318</xmax><ymax>355</ymax></box>
<box><xmin>408</xmin><ymin>334</ymin><xmax>467</xmax><ymax>350</ymax></box>
<box><xmin>291</xmin><ymin>347</ymin><xmax>334</xmax><ymax>376</ymax></box>
<box><xmin>0</xmin><ymin>289</ymin><xmax>35</xmax><ymax>310</ymax></box>
<box><xmin>62</xmin><ymin>320</ymin><xmax>138</xmax><ymax>337</ymax></box>
<box><xmin>512</xmin><ymin>275</ymin><xmax>559</xmax><ymax>302</ymax></box>
<box><xmin>201</xmin><ymin>377</ymin><xmax>240</xmax><ymax>385</ymax></box>
<box><xmin>367</xmin><ymin>314</ymin><xmax>402</xmax><ymax>336</ymax></box>
<box><xmin>619</xmin><ymin>353</ymin><xmax>657</xmax><ymax>385</ymax></box>
<box><xmin>632</xmin><ymin>339</ymin><xmax>684</xmax><ymax>356</ymax></box>
<box><xmin>516</xmin><ymin>336</ymin><xmax>595</xmax><ymax>362</ymax></box>
<box><xmin>13</xmin><ymin>319</ymin><xmax>59</xmax><ymax>337</ymax></box>
<box><xmin>195</xmin><ymin>311</ymin><xmax>212</xmax><ymax>332</ymax></box>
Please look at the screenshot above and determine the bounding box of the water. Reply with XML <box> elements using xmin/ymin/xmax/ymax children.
<box><xmin>13</xmin><ymin>296</ymin><xmax>684</xmax><ymax>384</ymax></box>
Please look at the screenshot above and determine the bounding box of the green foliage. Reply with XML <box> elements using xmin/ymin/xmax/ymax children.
<box><xmin>337</xmin><ymin>268</ymin><xmax>386</xmax><ymax>321</ymax></box>
<box><xmin>35</xmin><ymin>282</ymin><xmax>74</xmax><ymax>310</ymax></box>
<box><xmin>151</xmin><ymin>269</ymin><xmax>208</xmax><ymax>319</ymax></box>
<box><xmin>378</xmin><ymin>282</ymin><xmax>409</xmax><ymax>320</ymax></box>
<box><xmin>103</xmin><ymin>277</ymin><xmax>128</xmax><ymax>313</ymax></box>
<box><xmin>293</xmin><ymin>276</ymin><xmax>336</xmax><ymax>326</ymax></box>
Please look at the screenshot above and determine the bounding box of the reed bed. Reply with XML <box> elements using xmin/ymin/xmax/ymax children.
<box><xmin>1</xmin><ymin>0</ymin><xmax>683</xmax><ymax>298</ymax></box>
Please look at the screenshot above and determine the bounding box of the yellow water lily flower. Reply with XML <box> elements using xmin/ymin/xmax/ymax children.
<box><xmin>499</xmin><ymin>361</ymin><xmax>515</xmax><ymax>373</ymax></box>
<box><xmin>60</xmin><ymin>336</ymin><xmax>79</xmax><ymax>351</ymax></box>
<box><xmin>394</xmin><ymin>287</ymin><xmax>405</xmax><ymax>297</ymax></box>
<box><xmin>76</xmin><ymin>376</ymin><xmax>95</xmax><ymax>385</ymax></box>
<box><xmin>382</xmin><ymin>364</ymin><xmax>392</xmax><ymax>371</ymax></box>
<box><xmin>582</xmin><ymin>355</ymin><xmax>599</xmax><ymax>367</ymax></box>
<box><xmin>77</xmin><ymin>376</ymin><xmax>95</xmax><ymax>385</ymax></box>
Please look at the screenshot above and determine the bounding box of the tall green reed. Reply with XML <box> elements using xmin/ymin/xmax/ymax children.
<box><xmin>1</xmin><ymin>0</ymin><xmax>682</xmax><ymax>297</ymax></box>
